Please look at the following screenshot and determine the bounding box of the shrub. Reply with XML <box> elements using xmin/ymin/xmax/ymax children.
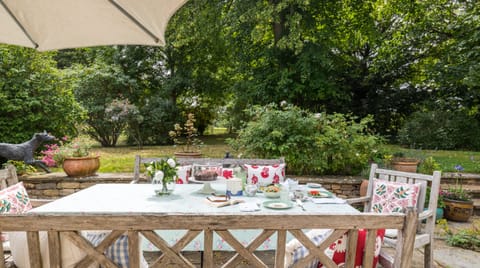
<box><xmin>438</xmin><ymin>219</ymin><xmax>480</xmax><ymax>252</ymax></box>
<box><xmin>229</xmin><ymin>104</ymin><xmax>383</xmax><ymax>175</ymax></box>
<box><xmin>398</xmin><ymin>110</ymin><xmax>480</xmax><ymax>150</ymax></box>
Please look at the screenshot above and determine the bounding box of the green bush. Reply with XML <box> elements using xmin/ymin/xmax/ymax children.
<box><xmin>398</xmin><ymin>110</ymin><xmax>480</xmax><ymax>150</ymax></box>
<box><xmin>0</xmin><ymin>46</ymin><xmax>84</xmax><ymax>144</ymax></box>
<box><xmin>229</xmin><ymin>104</ymin><xmax>383</xmax><ymax>175</ymax></box>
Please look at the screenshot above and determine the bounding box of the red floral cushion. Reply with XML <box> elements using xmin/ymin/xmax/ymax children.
<box><xmin>244</xmin><ymin>164</ymin><xmax>286</xmax><ymax>186</ymax></box>
<box><xmin>318</xmin><ymin>229</ymin><xmax>385</xmax><ymax>268</ymax></box>
<box><xmin>175</xmin><ymin>165</ymin><xmax>191</xmax><ymax>184</ymax></box>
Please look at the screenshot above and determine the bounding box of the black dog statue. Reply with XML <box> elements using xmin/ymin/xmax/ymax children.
<box><xmin>0</xmin><ymin>131</ymin><xmax>55</xmax><ymax>173</ymax></box>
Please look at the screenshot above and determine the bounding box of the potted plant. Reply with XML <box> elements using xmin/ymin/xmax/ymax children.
<box><xmin>168</xmin><ymin>113</ymin><xmax>203</xmax><ymax>158</ymax></box>
<box><xmin>390</xmin><ymin>152</ymin><xmax>420</xmax><ymax>173</ymax></box>
<box><xmin>442</xmin><ymin>165</ymin><xmax>474</xmax><ymax>222</ymax></box>
<box><xmin>144</xmin><ymin>158</ymin><xmax>178</xmax><ymax>195</ymax></box>
<box><xmin>425</xmin><ymin>186</ymin><xmax>446</xmax><ymax>222</ymax></box>
<box><xmin>51</xmin><ymin>136</ymin><xmax>100</xmax><ymax>177</ymax></box>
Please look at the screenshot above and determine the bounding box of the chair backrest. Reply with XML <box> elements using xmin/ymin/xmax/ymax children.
<box><xmin>0</xmin><ymin>164</ymin><xmax>19</xmax><ymax>190</ymax></box>
<box><xmin>364</xmin><ymin>163</ymin><xmax>441</xmax><ymax>235</ymax></box>
<box><xmin>133</xmin><ymin>155</ymin><xmax>286</xmax><ymax>183</ymax></box>
<box><xmin>364</xmin><ymin>163</ymin><xmax>441</xmax><ymax>213</ymax></box>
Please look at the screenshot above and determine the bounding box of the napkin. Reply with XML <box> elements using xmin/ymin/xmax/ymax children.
<box><xmin>239</xmin><ymin>202</ymin><xmax>261</xmax><ymax>212</ymax></box>
<box><xmin>311</xmin><ymin>197</ymin><xmax>346</xmax><ymax>204</ymax></box>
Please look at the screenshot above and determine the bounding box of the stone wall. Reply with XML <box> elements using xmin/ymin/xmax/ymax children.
<box><xmin>20</xmin><ymin>172</ymin><xmax>134</xmax><ymax>199</ymax></box>
<box><xmin>19</xmin><ymin>173</ymin><xmax>365</xmax><ymax>200</ymax></box>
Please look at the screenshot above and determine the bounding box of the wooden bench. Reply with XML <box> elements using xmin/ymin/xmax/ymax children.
<box><xmin>0</xmin><ymin>209</ymin><xmax>418</xmax><ymax>268</ymax></box>
<box><xmin>133</xmin><ymin>155</ymin><xmax>286</xmax><ymax>183</ymax></box>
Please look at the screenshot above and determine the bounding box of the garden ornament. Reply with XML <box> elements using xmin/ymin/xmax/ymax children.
<box><xmin>0</xmin><ymin>131</ymin><xmax>55</xmax><ymax>173</ymax></box>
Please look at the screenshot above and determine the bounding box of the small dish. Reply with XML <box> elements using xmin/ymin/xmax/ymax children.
<box><xmin>263</xmin><ymin>200</ymin><xmax>293</xmax><ymax>209</ymax></box>
<box><xmin>264</xmin><ymin>191</ymin><xmax>281</xmax><ymax>199</ymax></box>
<box><xmin>307</xmin><ymin>190</ymin><xmax>333</xmax><ymax>198</ymax></box>
<box><xmin>306</xmin><ymin>183</ymin><xmax>322</xmax><ymax>188</ymax></box>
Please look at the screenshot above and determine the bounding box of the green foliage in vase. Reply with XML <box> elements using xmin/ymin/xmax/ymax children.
<box><xmin>229</xmin><ymin>103</ymin><xmax>383</xmax><ymax>175</ymax></box>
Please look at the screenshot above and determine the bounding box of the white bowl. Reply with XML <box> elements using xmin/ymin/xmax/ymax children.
<box><xmin>264</xmin><ymin>191</ymin><xmax>281</xmax><ymax>198</ymax></box>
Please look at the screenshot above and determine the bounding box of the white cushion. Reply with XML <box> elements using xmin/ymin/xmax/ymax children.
<box><xmin>8</xmin><ymin>231</ymin><xmax>98</xmax><ymax>268</ymax></box>
<box><xmin>384</xmin><ymin>229</ymin><xmax>398</xmax><ymax>238</ymax></box>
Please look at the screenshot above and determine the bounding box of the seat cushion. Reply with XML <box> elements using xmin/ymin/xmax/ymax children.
<box><xmin>244</xmin><ymin>164</ymin><xmax>286</xmax><ymax>186</ymax></box>
<box><xmin>317</xmin><ymin>229</ymin><xmax>385</xmax><ymax>268</ymax></box>
<box><xmin>371</xmin><ymin>179</ymin><xmax>421</xmax><ymax>213</ymax></box>
<box><xmin>83</xmin><ymin>231</ymin><xmax>148</xmax><ymax>268</ymax></box>
<box><xmin>175</xmin><ymin>165</ymin><xmax>191</xmax><ymax>184</ymax></box>
<box><xmin>8</xmin><ymin>231</ymin><xmax>98</xmax><ymax>268</ymax></box>
<box><xmin>285</xmin><ymin>229</ymin><xmax>385</xmax><ymax>268</ymax></box>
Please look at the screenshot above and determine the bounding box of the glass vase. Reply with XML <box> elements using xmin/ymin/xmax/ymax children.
<box><xmin>152</xmin><ymin>171</ymin><xmax>175</xmax><ymax>196</ymax></box>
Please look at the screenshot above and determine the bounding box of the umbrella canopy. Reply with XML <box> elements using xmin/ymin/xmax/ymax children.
<box><xmin>0</xmin><ymin>0</ymin><xmax>188</xmax><ymax>51</ymax></box>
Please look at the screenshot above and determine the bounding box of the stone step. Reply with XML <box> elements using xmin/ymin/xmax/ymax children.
<box><xmin>441</xmin><ymin>172</ymin><xmax>480</xmax><ymax>185</ymax></box>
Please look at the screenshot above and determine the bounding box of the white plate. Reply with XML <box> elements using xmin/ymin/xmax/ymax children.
<box><xmin>263</xmin><ymin>200</ymin><xmax>293</xmax><ymax>209</ymax></box>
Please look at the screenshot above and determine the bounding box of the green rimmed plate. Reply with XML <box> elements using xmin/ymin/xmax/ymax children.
<box><xmin>307</xmin><ymin>190</ymin><xmax>333</xmax><ymax>198</ymax></box>
<box><xmin>263</xmin><ymin>200</ymin><xmax>293</xmax><ymax>210</ymax></box>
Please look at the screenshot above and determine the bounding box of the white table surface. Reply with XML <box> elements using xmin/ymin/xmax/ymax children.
<box><xmin>30</xmin><ymin>183</ymin><xmax>359</xmax><ymax>250</ymax></box>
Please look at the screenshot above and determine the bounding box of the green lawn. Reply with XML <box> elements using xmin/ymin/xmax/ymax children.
<box><xmin>49</xmin><ymin>134</ymin><xmax>480</xmax><ymax>174</ymax></box>
<box><xmin>384</xmin><ymin>145</ymin><xmax>480</xmax><ymax>173</ymax></box>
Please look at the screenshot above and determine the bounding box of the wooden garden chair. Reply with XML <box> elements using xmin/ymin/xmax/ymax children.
<box><xmin>348</xmin><ymin>163</ymin><xmax>441</xmax><ymax>268</ymax></box>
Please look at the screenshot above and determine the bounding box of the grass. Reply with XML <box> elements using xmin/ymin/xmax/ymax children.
<box><xmin>88</xmin><ymin>134</ymin><xmax>234</xmax><ymax>173</ymax></box>
<box><xmin>48</xmin><ymin>134</ymin><xmax>480</xmax><ymax>174</ymax></box>
<box><xmin>384</xmin><ymin>145</ymin><xmax>480</xmax><ymax>173</ymax></box>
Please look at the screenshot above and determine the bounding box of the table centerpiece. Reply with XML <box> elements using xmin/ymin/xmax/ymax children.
<box><xmin>145</xmin><ymin>158</ymin><xmax>178</xmax><ymax>196</ymax></box>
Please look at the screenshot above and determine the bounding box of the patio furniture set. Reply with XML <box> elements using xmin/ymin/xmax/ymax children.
<box><xmin>1</xmin><ymin>157</ymin><xmax>441</xmax><ymax>268</ymax></box>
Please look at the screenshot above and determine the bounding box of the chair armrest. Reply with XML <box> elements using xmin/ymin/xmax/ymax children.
<box><xmin>418</xmin><ymin>209</ymin><xmax>433</xmax><ymax>221</ymax></box>
<box><xmin>346</xmin><ymin>196</ymin><xmax>370</xmax><ymax>205</ymax></box>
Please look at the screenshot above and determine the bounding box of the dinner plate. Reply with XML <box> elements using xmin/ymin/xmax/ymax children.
<box><xmin>307</xmin><ymin>190</ymin><xmax>333</xmax><ymax>198</ymax></box>
<box><xmin>263</xmin><ymin>200</ymin><xmax>293</xmax><ymax>210</ymax></box>
<box><xmin>306</xmin><ymin>183</ymin><xmax>322</xmax><ymax>188</ymax></box>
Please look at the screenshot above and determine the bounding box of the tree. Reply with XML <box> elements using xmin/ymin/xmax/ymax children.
<box><xmin>72</xmin><ymin>61</ymin><xmax>134</xmax><ymax>147</ymax></box>
<box><xmin>0</xmin><ymin>45</ymin><xmax>84</xmax><ymax>143</ymax></box>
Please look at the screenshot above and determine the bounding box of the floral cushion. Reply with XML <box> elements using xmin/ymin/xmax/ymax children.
<box><xmin>286</xmin><ymin>229</ymin><xmax>385</xmax><ymax>268</ymax></box>
<box><xmin>371</xmin><ymin>179</ymin><xmax>421</xmax><ymax>213</ymax></box>
<box><xmin>317</xmin><ymin>229</ymin><xmax>385</xmax><ymax>268</ymax></box>
<box><xmin>176</xmin><ymin>165</ymin><xmax>191</xmax><ymax>184</ymax></box>
<box><xmin>0</xmin><ymin>182</ymin><xmax>32</xmax><ymax>214</ymax></box>
<box><xmin>244</xmin><ymin>164</ymin><xmax>286</xmax><ymax>186</ymax></box>
<box><xmin>222</xmin><ymin>168</ymin><xmax>234</xmax><ymax>179</ymax></box>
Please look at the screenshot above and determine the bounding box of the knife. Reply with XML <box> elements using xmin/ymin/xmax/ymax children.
<box><xmin>217</xmin><ymin>199</ymin><xmax>245</xmax><ymax>208</ymax></box>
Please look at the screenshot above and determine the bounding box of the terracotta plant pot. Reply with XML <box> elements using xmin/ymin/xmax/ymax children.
<box><xmin>359</xmin><ymin>179</ymin><xmax>369</xmax><ymax>197</ymax></box>
<box><xmin>444</xmin><ymin>198</ymin><xmax>474</xmax><ymax>222</ymax></box>
<box><xmin>174</xmin><ymin>152</ymin><xmax>202</xmax><ymax>158</ymax></box>
<box><xmin>391</xmin><ymin>158</ymin><xmax>420</xmax><ymax>173</ymax></box>
<box><xmin>62</xmin><ymin>156</ymin><xmax>100</xmax><ymax>177</ymax></box>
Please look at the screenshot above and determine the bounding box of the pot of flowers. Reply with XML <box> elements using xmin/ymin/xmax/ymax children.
<box><xmin>442</xmin><ymin>165</ymin><xmax>474</xmax><ymax>222</ymax></box>
<box><xmin>169</xmin><ymin>113</ymin><xmax>203</xmax><ymax>158</ymax></box>
<box><xmin>145</xmin><ymin>158</ymin><xmax>178</xmax><ymax>196</ymax></box>
<box><xmin>53</xmin><ymin>136</ymin><xmax>100</xmax><ymax>177</ymax></box>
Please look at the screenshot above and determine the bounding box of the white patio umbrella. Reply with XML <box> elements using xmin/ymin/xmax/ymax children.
<box><xmin>0</xmin><ymin>0</ymin><xmax>188</xmax><ymax>51</ymax></box>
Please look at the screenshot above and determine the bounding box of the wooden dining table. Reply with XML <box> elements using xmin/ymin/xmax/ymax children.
<box><xmin>30</xmin><ymin>183</ymin><xmax>359</xmax><ymax>252</ymax></box>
